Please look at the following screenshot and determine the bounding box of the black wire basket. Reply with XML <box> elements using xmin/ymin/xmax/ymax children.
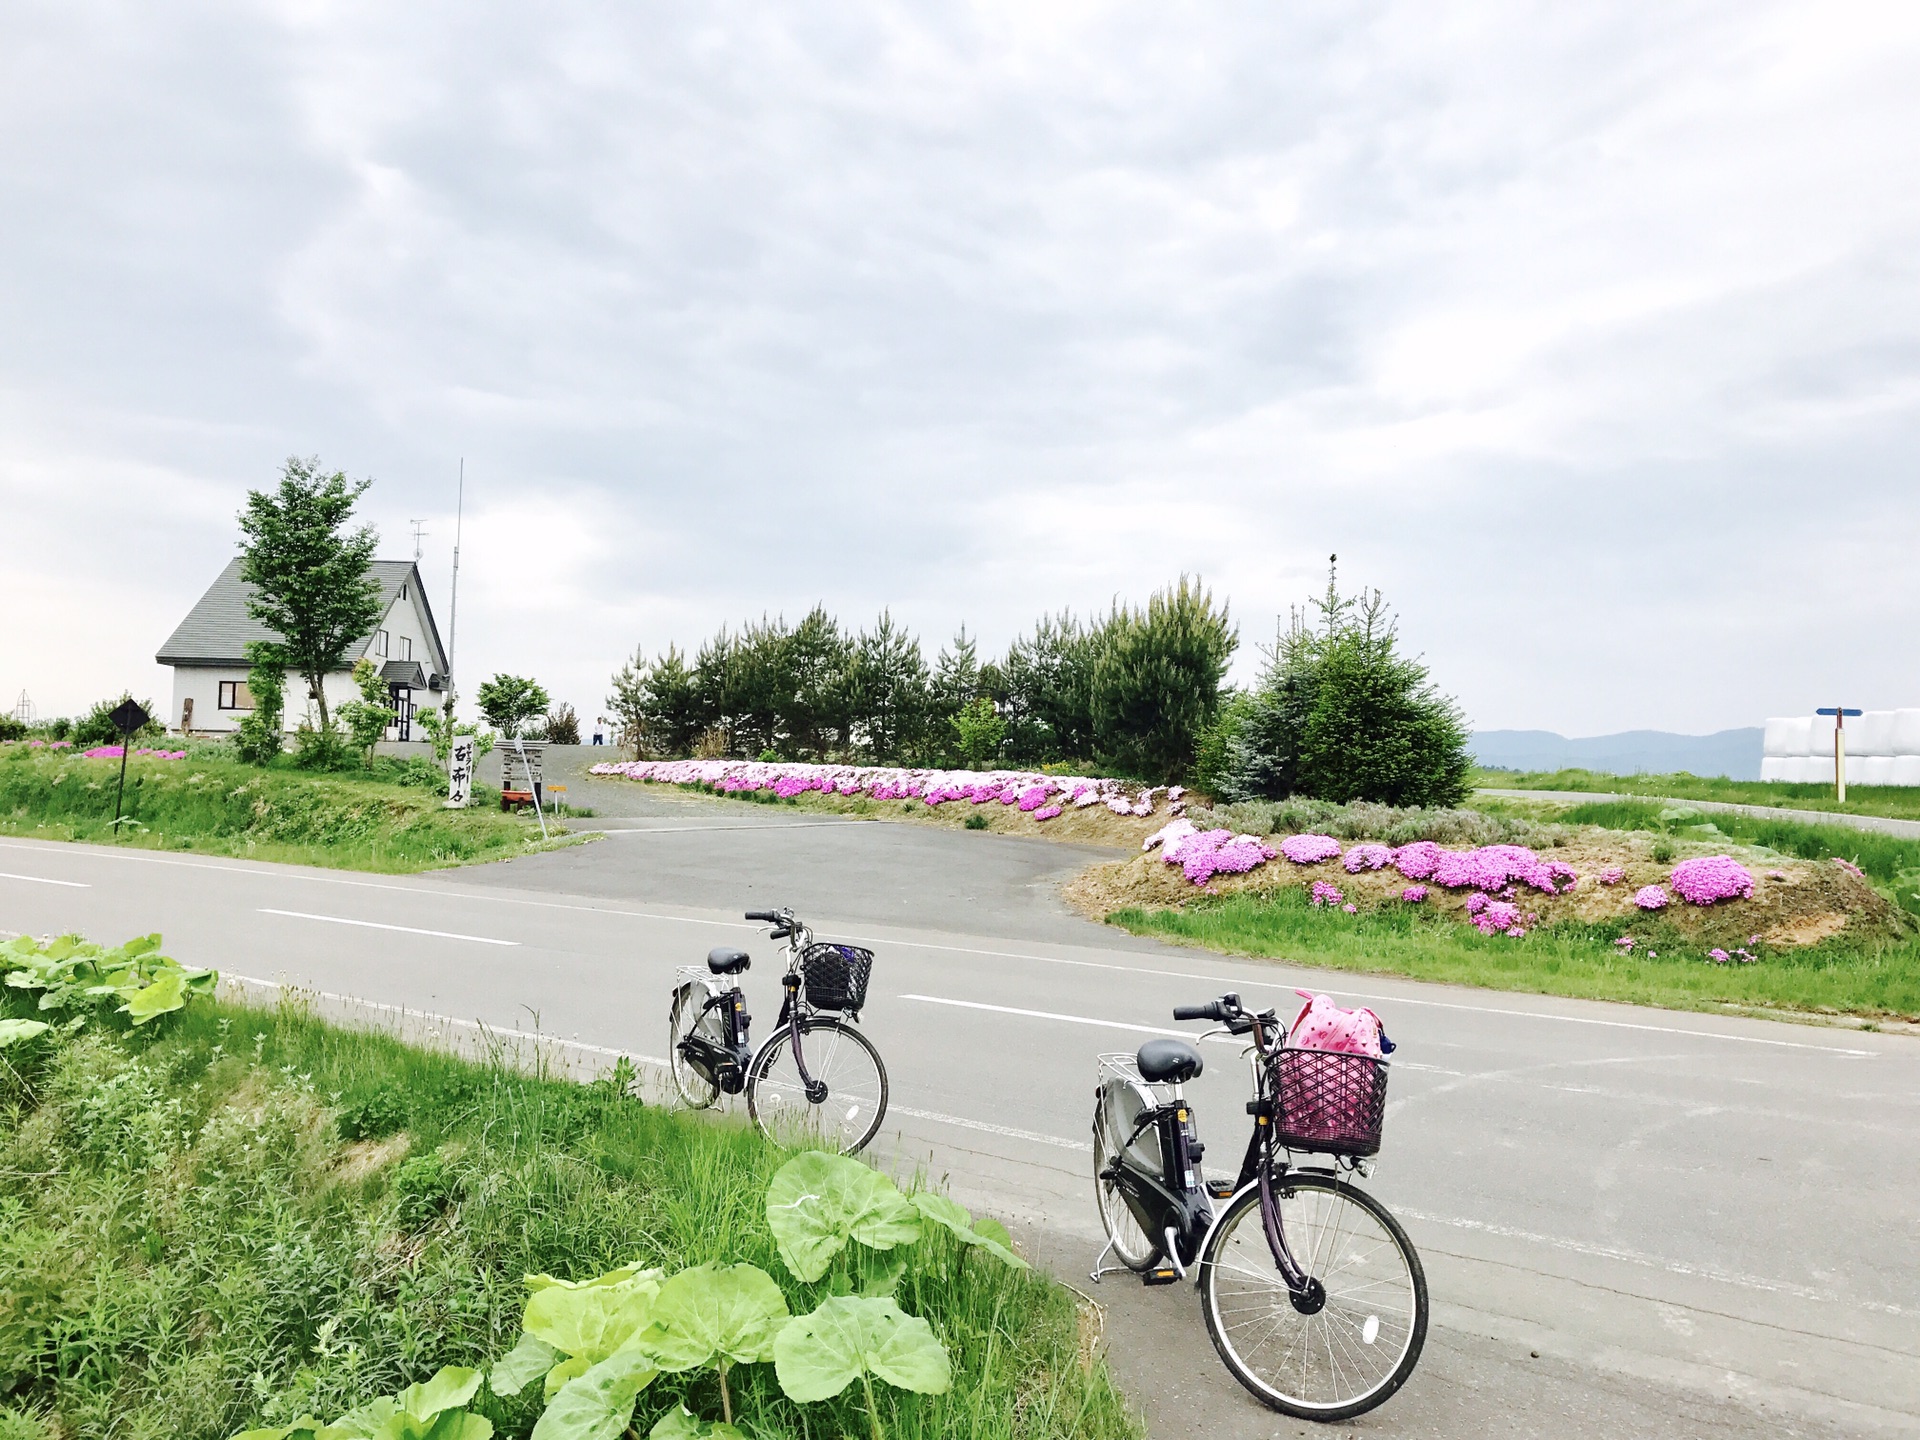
<box><xmin>800</xmin><ymin>943</ymin><xmax>874</xmax><ymax>1015</ymax></box>
<box><xmin>1272</xmin><ymin>1047</ymin><xmax>1390</xmax><ymax>1156</ymax></box>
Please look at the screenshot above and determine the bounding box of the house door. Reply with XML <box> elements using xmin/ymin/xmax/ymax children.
<box><xmin>390</xmin><ymin>685</ymin><xmax>413</xmax><ymax>741</ymax></box>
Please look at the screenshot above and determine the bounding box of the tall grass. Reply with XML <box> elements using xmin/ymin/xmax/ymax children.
<box><xmin>0</xmin><ymin>996</ymin><xmax>1138</xmax><ymax>1440</ymax></box>
<box><xmin>1476</xmin><ymin>767</ymin><xmax>1920</xmax><ymax>822</ymax></box>
<box><xmin>0</xmin><ymin>749</ymin><xmax>563</xmax><ymax>872</ymax></box>
<box><xmin>1556</xmin><ymin>799</ymin><xmax>1920</xmax><ymax>887</ymax></box>
<box><xmin>1109</xmin><ymin>887</ymin><xmax>1920</xmax><ymax>1018</ymax></box>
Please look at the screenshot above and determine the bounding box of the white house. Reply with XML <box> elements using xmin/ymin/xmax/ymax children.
<box><xmin>156</xmin><ymin>558</ymin><xmax>451</xmax><ymax>740</ymax></box>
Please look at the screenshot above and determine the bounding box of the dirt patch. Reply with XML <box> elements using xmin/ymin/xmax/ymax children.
<box><xmin>1070</xmin><ymin>832</ymin><xmax>1910</xmax><ymax>950</ymax></box>
<box><xmin>330</xmin><ymin>1132</ymin><xmax>412</xmax><ymax>1186</ymax></box>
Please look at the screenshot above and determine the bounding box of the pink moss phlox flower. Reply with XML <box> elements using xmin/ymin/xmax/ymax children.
<box><xmin>1471</xmin><ymin>899</ymin><xmax>1522</xmax><ymax>935</ymax></box>
<box><xmin>1633</xmin><ymin>885</ymin><xmax>1669</xmax><ymax>911</ymax></box>
<box><xmin>1309</xmin><ymin>880</ymin><xmax>1344</xmax><ymax>907</ymax></box>
<box><xmin>1464</xmin><ymin>891</ymin><xmax>1488</xmax><ymax>915</ymax></box>
<box><xmin>1768</xmin><ymin>869</ymin><xmax>1787</xmax><ymax>880</ymax></box>
<box><xmin>1343</xmin><ymin>843</ymin><xmax>1394</xmax><ymax>874</ymax></box>
<box><xmin>1832</xmin><ymin>857</ymin><xmax>1865</xmax><ymax>879</ymax></box>
<box><xmin>1280</xmin><ymin>833</ymin><xmax>1342</xmax><ymax>865</ymax></box>
<box><xmin>1707</xmin><ymin>948</ymin><xmax>1730</xmax><ymax>964</ymax></box>
<box><xmin>1615</xmin><ymin>936</ymin><xmax>1635</xmax><ymax>950</ymax></box>
<box><xmin>1598</xmin><ymin>866</ymin><xmax>1625</xmax><ymax>886</ymax></box>
<box><xmin>1342</xmin><ymin>903</ymin><xmax>1358</xmax><ymax>914</ymax></box>
<box><xmin>1401</xmin><ymin>885</ymin><xmax>1428</xmax><ymax>903</ymax></box>
<box><xmin>1669</xmin><ymin>856</ymin><xmax>1755</xmax><ymax>906</ymax></box>
<box><xmin>1392</xmin><ymin>841</ymin><xmax>1443</xmax><ymax>880</ymax></box>
<box><xmin>1033</xmin><ymin>804</ymin><xmax>1062</xmax><ymax>821</ymax></box>
<box><xmin>1017</xmin><ymin>785</ymin><xmax>1050</xmax><ymax>811</ymax></box>
<box><xmin>1747</xmin><ymin>934</ymin><xmax>1761</xmax><ymax>945</ymax></box>
<box><xmin>1143</xmin><ymin>818</ymin><xmax>1195</xmax><ymax>852</ymax></box>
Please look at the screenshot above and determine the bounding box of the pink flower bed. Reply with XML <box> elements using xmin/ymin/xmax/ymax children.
<box><xmin>1279</xmin><ymin>834</ymin><xmax>1343</xmax><ymax>865</ymax></box>
<box><xmin>79</xmin><ymin>746</ymin><xmax>186</xmax><ymax>760</ymax></box>
<box><xmin>1343</xmin><ymin>843</ymin><xmax>1394</xmax><ymax>873</ymax></box>
<box><xmin>1598</xmin><ymin>866</ymin><xmax>1625</xmax><ymax>885</ymax></box>
<box><xmin>1143</xmin><ymin>819</ymin><xmax>1278</xmax><ymax>885</ymax></box>
<box><xmin>589</xmin><ymin>759</ymin><xmax>1158</xmax><ymax>816</ymax></box>
<box><xmin>1400</xmin><ymin>885</ymin><xmax>1428</xmax><ymax>903</ymax></box>
<box><xmin>1669</xmin><ymin>856</ymin><xmax>1755</xmax><ymax>905</ymax></box>
<box><xmin>1309</xmin><ymin>880</ymin><xmax>1344</xmax><ymax>907</ymax></box>
<box><xmin>1633</xmin><ymin>885</ymin><xmax>1669</xmax><ymax>910</ymax></box>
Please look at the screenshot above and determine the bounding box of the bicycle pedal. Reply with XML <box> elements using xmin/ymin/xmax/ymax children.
<box><xmin>1141</xmin><ymin>1267</ymin><xmax>1181</xmax><ymax>1286</ymax></box>
<box><xmin>1205</xmin><ymin>1180</ymin><xmax>1236</xmax><ymax>1200</ymax></box>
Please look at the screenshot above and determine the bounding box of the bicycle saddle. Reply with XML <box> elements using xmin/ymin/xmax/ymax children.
<box><xmin>1137</xmin><ymin>1037</ymin><xmax>1202</xmax><ymax>1084</ymax></box>
<box><xmin>707</xmin><ymin>947</ymin><xmax>751</xmax><ymax>975</ymax></box>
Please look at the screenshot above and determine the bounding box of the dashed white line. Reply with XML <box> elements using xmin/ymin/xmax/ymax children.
<box><xmin>257</xmin><ymin>909</ymin><xmax>519</xmax><ymax>946</ymax></box>
<box><xmin>890</xmin><ymin>1105</ymin><xmax>1092</xmax><ymax>1151</ymax></box>
<box><xmin>0</xmin><ymin>870</ymin><xmax>90</xmax><ymax>888</ymax></box>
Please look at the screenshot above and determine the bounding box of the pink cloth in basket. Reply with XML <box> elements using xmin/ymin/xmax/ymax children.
<box><xmin>1287</xmin><ymin>989</ymin><xmax>1393</xmax><ymax>1056</ymax></box>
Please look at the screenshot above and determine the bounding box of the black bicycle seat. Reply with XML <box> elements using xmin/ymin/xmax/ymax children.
<box><xmin>706</xmin><ymin>947</ymin><xmax>751</xmax><ymax>975</ymax></box>
<box><xmin>1137</xmin><ymin>1037</ymin><xmax>1203</xmax><ymax>1084</ymax></box>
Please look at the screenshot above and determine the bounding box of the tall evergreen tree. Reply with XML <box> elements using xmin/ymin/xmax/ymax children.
<box><xmin>1090</xmin><ymin>577</ymin><xmax>1236</xmax><ymax>781</ymax></box>
<box><xmin>848</xmin><ymin>612</ymin><xmax>929</xmax><ymax>761</ymax></box>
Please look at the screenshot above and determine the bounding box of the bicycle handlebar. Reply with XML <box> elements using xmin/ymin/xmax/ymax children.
<box><xmin>745</xmin><ymin>910</ymin><xmax>780</xmax><ymax>922</ymax></box>
<box><xmin>1174</xmin><ymin>992</ymin><xmax>1243</xmax><ymax>1024</ymax></box>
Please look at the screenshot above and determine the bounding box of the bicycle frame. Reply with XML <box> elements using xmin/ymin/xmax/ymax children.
<box><xmin>761</xmin><ymin>913</ymin><xmax>831</xmax><ymax>1103</ymax></box>
<box><xmin>674</xmin><ymin>967</ymin><xmax>753</xmax><ymax>1094</ymax></box>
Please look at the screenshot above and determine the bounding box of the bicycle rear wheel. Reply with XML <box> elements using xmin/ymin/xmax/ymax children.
<box><xmin>746</xmin><ymin>1018</ymin><xmax>887</xmax><ymax>1154</ymax></box>
<box><xmin>1092</xmin><ymin>1084</ymin><xmax>1160</xmax><ymax>1271</ymax></box>
<box><xmin>668</xmin><ymin>984</ymin><xmax>720</xmax><ymax>1110</ymax></box>
<box><xmin>1199</xmin><ymin>1173</ymin><xmax>1426</xmax><ymax>1420</ymax></box>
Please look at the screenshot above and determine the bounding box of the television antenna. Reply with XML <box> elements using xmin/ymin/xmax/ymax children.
<box><xmin>409</xmin><ymin>518</ymin><xmax>429</xmax><ymax>563</ymax></box>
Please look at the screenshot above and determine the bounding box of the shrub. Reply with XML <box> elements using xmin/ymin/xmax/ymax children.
<box><xmin>390</xmin><ymin>1152</ymin><xmax>461</xmax><ymax>1229</ymax></box>
<box><xmin>476</xmin><ymin>673</ymin><xmax>550</xmax><ymax>739</ymax></box>
<box><xmin>0</xmin><ymin>716</ymin><xmax>25</xmax><ymax>742</ymax></box>
<box><xmin>545</xmin><ymin>702</ymin><xmax>581</xmax><ymax>745</ymax></box>
<box><xmin>337</xmin><ymin>1085</ymin><xmax>410</xmax><ymax>1140</ymax></box>
<box><xmin>949</xmin><ymin>697</ymin><xmax>1006</xmax><ymax>769</ymax></box>
<box><xmin>232</xmin><ymin>641</ymin><xmax>286</xmax><ymax>765</ymax></box>
<box><xmin>70</xmin><ymin>695</ymin><xmax>163</xmax><ymax>749</ymax></box>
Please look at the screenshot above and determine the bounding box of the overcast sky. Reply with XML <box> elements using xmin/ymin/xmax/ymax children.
<box><xmin>4</xmin><ymin>2</ymin><xmax>1918</xmax><ymax>735</ymax></box>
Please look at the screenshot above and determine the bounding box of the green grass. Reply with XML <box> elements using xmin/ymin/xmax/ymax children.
<box><xmin>0</xmin><ymin>993</ymin><xmax>1138</xmax><ymax>1440</ymax></box>
<box><xmin>1108</xmin><ymin>886</ymin><xmax>1920</xmax><ymax>1019</ymax></box>
<box><xmin>0</xmin><ymin>748</ymin><xmax>578</xmax><ymax>872</ymax></box>
<box><xmin>1475</xmin><ymin>767</ymin><xmax>1920</xmax><ymax>822</ymax></box>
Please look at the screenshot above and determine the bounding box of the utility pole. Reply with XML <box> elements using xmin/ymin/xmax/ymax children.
<box><xmin>446</xmin><ymin>461</ymin><xmax>463</xmax><ymax>712</ymax></box>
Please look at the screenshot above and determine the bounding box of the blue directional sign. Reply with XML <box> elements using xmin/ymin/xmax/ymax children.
<box><xmin>1816</xmin><ymin>707</ymin><xmax>1862</xmax><ymax>717</ymax></box>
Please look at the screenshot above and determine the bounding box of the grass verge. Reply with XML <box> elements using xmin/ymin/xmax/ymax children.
<box><xmin>1475</xmin><ymin>767</ymin><xmax>1920</xmax><ymax>822</ymax></box>
<box><xmin>0</xmin><ymin>992</ymin><xmax>1137</xmax><ymax>1440</ymax></box>
<box><xmin>0</xmin><ymin>748</ymin><xmax>581</xmax><ymax>872</ymax></box>
<box><xmin>1108</xmin><ymin>887</ymin><xmax>1920</xmax><ymax>1020</ymax></box>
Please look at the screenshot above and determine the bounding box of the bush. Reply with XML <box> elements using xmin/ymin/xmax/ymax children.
<box><xmin>390</xmin><ymin>1151</ymin><xmax>461</xmax><ymax>1229</ymax></box>
<box><xmin>545</xmin><ymin>702</ymin><xmax>581</xmax><ymax>745</ymax></box>
<box><xmin>1209</xmin><ymin>568</ymin><xmax>1471</xmax><ymax>809</ymax></box>
<box><xmin>1089</xmin><ymin>576</ymin><xmax>1236</xmax><ymax>781</ymax></box>
<box><xmin>476</xmin><ymin>673</ymin><xmax>549</xmax><ymax>739</ymax></box>
<box><xmin>69</xmin><ymin>695</ymin><xmax>163</xmax><ymax>749</ymax></box>
<box><xmin>337</xmin><ymin>1086</ymin><xmax>410</xmax><ymax>1140</ymax></box>
<box><xmin>232</xmin><ymin>642</ymin><xmax>286</xmax><ymax>765</ymax></box>
<box><xmin>0</xmin><ymin>716</ymin><xmax>25</xmax><ymax>742</ymax></box>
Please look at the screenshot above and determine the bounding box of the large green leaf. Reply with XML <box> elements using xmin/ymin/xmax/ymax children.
<box><xmin>765</xmin><ymin>1152</ymin><xmax>921</xmax><ymax>1283</ymax></box>
<box><xmin>525</xmin><ymin>1260</ymin><xmax>656</xmax><ymax>1293</ymax></box>
<box><xmin>122</xmin><ymin>967</ymin><xmax>187</xmax><ymax>1024</ymax></box>
<box><xmin>524</xmin><ymin>1270</ymin><xmax>663</xmax><ymax>1363</ymax></box>
<box><xmin>773</xmin><ymin>1296</ymin><xmax>951</xmax><ymax>1403</ymax></box>
<box><xmin>642</xmin><ymin>1262</ymin><xmax>789</xmax><ymax>1372</ymax></box>
<box><xmin>530</xmin><ymin>1348</ymin><xmax>659</xmax><ymax>1440</ymax></box>
<box><xmin>396</xmin><ymin>1367</ymin><xmax>483</xmax><ymax>1421</ymax></box>
<box><xmin>0</xmin><ymin>1018</ymin><xmax>51</xmax><ymax>1048</ymax></box>
<box><xmin>488</xmin><ymin>1331</ymin><xmax>561</xmax><ymax>1397</ymax></box>
<box><xmin>909</xmin><ymin>1193</ymin><xmax>1028</xmax><ymax>1270</ymax></box>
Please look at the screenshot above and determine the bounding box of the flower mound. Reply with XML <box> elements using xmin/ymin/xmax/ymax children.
<box><xmin>1669</xmin><ymin>856</ymin><xmax>1754</xmax><ymax>906</ymax></box>
<box><xmin>1279</xmin><ymin>834</ymin><xmax>1342</xmax><ymax>865</ymax></box>
<box><xmin>1400</xmin><ymin>885</ymin><xmax>1428</xmax><ymax>904</ymax></box>
<box><xmin>1343</xmin><ymin>843</ymin><xmax>1394</xmax><ymax>874</ymax></box>
<box><xmin>1309</xmin><ymin>880</ymin><xmax>1344</xmax><ymax>907</ymax></box>
<box><xmin>1633</xmin><ymin>885</ymin><xmax>1669</xmax><ymax>911</ymax></box>
<box><xmin>1598</xmin><ymin>866</ymin><xmax>1625</xmax><ymax>886</ymax></box>
<box><xmin>1144</xmin><ymin>819</ymin><xmax>1277</xmax><ymax>886</ymax></box>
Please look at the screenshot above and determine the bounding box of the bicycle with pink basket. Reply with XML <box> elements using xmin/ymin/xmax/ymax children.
<box><xmin>1090</xmin><ymin>989</ymin><xmax>1427</xmax><ymax>1420</ymax></box>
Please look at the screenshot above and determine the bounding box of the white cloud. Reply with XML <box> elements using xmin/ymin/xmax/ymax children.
<box><xmin>2</xmin><ymin>1</ymin><xmax>1917</xmax><ymax>732</ymax></box>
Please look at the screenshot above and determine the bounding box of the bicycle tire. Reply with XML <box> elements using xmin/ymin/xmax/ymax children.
<box><xmin>1092</xmin><ymin>1098</ymin><xmax>1159</xmax><ymax>1271</ymax></box>
<box><xmin>1199</xmin><ymin>1173</ymin><xmax>1427</xmax><ymax>1420</ymax></box>
<box><xmin>746</xmin><ymin>1018</ymin><xmax>888</xmax><ymax>1154</ymax></box>
<box><xmin>668</xmin><ymin>984</ymin><xmax>721</xmax><ymax>1110</ymax></box>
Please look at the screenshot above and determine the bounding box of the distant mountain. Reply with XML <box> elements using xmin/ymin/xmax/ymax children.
<box><xmin>1471</xmin><ymin>728</ymin><xmax>1764</xmax><ymax>781</ymax></box>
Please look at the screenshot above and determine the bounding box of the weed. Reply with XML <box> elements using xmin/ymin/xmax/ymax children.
<box><xmin>337</xmin><ymin>1085</ymin><xmax>411</xmax><ymax>1140</ymax></box>
<box><xmin>964</xmin><ymin>813</ymin><xmax>990</xmax><ymax>830</ymax></box>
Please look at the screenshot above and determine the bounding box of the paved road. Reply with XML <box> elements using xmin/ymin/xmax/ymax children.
<box><xmin>2</xmin><ymin>829</ymin><xmax>1915</xmax><ymax>1438</ymax></box>
<box><xmin>1478</xmin><ymin>788</ymin><xmax>1920</xmax><ymax>840</ymax></box>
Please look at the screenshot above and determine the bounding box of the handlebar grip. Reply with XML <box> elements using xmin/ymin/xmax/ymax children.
<box><xmin>745</xmin><ymin>910</ymin><xmax>778</xmax><ymax>922</ymax></box>
<box><xmin>1173</xmin><ymin>1003</ymin><xmax>1218</xmax><ymax>1022</ymax></box>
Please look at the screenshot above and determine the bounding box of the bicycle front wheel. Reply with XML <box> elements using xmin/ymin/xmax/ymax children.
<box><xmin>1199</xmin><ymin>1173</ymin><xmax>1427</xmax><ymax>1421</ymax></box>
<box><xmin>747</xmin><ymin>1018</ymin><xmax>888</xmax><ymax>1154</ymax></box>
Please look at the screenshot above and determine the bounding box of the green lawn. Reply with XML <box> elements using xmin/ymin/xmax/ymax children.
<box><xmin>1108</xmin><ymin>887</ymin><xmax>1920</xmax><ymax>1021</ymax></box>
<box><xmin>0</xmin><ymin>747</ymin><xmax>578</xmax><ymax>871</ymax></box>
<box><xmin>1474</xmin><ymin>767</ymin><xmax>1920</xmax><ymax>822</ymax></box>
<box><xmin>0</xmin><ymin>989</ymin><xmax>1138</xmax><ymax>1440</ymax></box>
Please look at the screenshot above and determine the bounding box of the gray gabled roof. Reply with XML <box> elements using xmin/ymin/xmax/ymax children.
<box><xmin>156</xmin><ymin>558</ymin><xmax>449</xmax><ymax>677</ymax></box>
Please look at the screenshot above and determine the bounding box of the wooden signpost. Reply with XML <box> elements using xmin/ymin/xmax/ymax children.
<box><xmin>1817</xmin><ymin>706</ymin><xmax>1863</xmax><ymax>803</ymax></box>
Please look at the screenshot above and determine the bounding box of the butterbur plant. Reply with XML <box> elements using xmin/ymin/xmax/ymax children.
<box><xmin>639</xmin><ymin>1262</ymin><xmax>790</xmax><ymax>1428</ymax></box>
<box><xmin>774</xmin><ymin>1295</ymin><xmax>951</xmax><ymax>1440</ymax></box>
<box><xmin>765</xmin><ymin>1150</ymin><xmax>924</xmax><ymax>1288</ymax></box>
<box><xmin>2</xmin><ymin>932</ymin><xmax>215</xmax><ymax>1027</ymax></box>
<box><xmin>231</xmin><ymin>1365</ymin><xmax>492</xmax><ymax>1440</ymax></box>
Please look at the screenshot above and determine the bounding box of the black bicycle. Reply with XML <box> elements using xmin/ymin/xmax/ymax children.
<box><xmin>668</xmin><ymin>907</ymin><xmax>888</xmax><ymax>1154</ymax></box>
<box><xmin>1091</xmin><ymin>992</ymin><xmax>1427</xmax><ymax>1421</ymax></box>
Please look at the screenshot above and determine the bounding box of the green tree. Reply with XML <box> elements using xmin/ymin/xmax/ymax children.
<box><xmin>476</xmin><ymin>674</ymin><xmax>550</xmax><ymax>739</ymax></box>
<box><xmin>236</xmin><ymin>456</ymin><xmax>385</xmax><ymax>739</ymax></box>
<box><xmin>997</xmin><ymin>611</ymin><xmax>1097</xmax><ymax>765</ymax></box>
<box><xmin>1090</xmin><ymin>576</ymin><xmax>1236</xmax><ymax>781</ymax></box>
<box><xmin>607</xmin><ymin>646</ymin><xmax>652</xmax><ymax>758</ymax></box>
<box><xmin>232</xmin><ymin>641</ymin><xmax>286</xmax><ymax>765</ymax></box>
<box><xmin>949</xmin><ymin>697</ymin><xmax>1006</xmax><ymax>770</ymax></box>
<box><xmin>847</xmin><ymin>612</ymin><xmax>929</xmax><ymax>762</ymax></box>
<box><xmin>781</xmin><ymin>605</ymin><xmax>853</xmax><ymax>759</ymax></box>
<box><xmin>337</xmin><ymin>657</ymin><xmax>396</xmax><ymax>764</ymax></box>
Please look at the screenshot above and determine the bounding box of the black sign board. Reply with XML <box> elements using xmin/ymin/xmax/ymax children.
<box><xmin>110</xmin><ymin>698</ymin><xmax>150</xmax><ymax>735</ymax></box>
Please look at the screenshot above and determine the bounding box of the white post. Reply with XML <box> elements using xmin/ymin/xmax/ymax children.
<box><xmin>1836</xmin><ymin>718</ymin><xmax>1847</xmax><ymax>805</ymax></box>
<box><xmin>445</xmin><ymin>734</ymin><xmax>475</xmax><ymax>809</ymax></box>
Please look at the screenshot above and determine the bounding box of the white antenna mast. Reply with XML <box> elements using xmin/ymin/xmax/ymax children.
<box><xmin>409</xmin><ymin>518</ymin><xmax>429</xmax><ymax>563</ymax></box>
<box><xmin>446</xmin><ymin>460</ymin><xmax>463</xmax><ymax>706</ymax></box>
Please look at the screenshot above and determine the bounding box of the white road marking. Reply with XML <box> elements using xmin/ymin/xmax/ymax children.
<box><xmin>890</xmin><ymin>1104</ymin><xmax>1092</xmax><ymax>1151</ymax></box>
<box><xmin>258</xmin><ymin>909</ymin><xmax>519</xmax><ymax>946</ymax></box>
<box><xmin>898</xmin><ymin>992</ymin><xmax>1198</xmax><ymax>1038</ymax></box>
<box><xmin>0</xmin><ymin>870</ymin><xmax>89</xmax><ymax>887</ymax></box>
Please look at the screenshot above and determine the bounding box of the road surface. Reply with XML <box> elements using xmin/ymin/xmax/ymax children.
<box><xmin>1</xmin><ymin>823</ymin><xmax>1914</xmax><ymax>1438</ymax></box>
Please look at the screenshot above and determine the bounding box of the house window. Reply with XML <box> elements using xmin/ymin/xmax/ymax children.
<box><xmin>376</xmin><ymin>630</ymin><xmax>390</xmax><ymax>657</ymax></box>
<box><xmin>400</xmin><ymin>636</ymin><xmax>412</xmax><ymax>660</ymax></box>
<box><xmin>218</xmin><ymin>681</ymin><xmax>254</xmax><ymax>710</ymax></box>
<box><xmin>400</xmin><ymin>583</ymin><xmax>408</xmax><ymax>600</ymax></box>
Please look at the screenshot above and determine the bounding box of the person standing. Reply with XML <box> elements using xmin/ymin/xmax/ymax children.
<box><xmin>592</xmin><ymin>716</ymin><xmax>606</xmax><ymax>745</ymax></box>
